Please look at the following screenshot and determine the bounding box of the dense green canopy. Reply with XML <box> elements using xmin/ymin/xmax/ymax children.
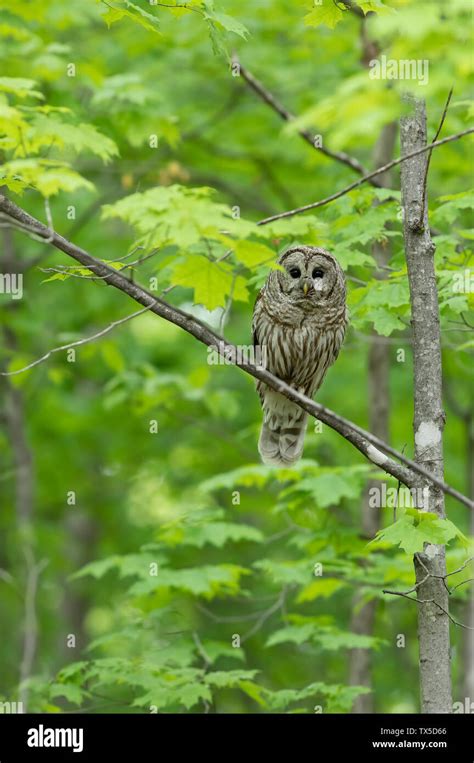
<box><xmin>0</xmin><ymin>0</ymin><xmax>472</xmax><ymax>714</ymax></box>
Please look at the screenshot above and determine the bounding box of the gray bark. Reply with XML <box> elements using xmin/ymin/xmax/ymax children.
<box><xmin>400</xmin><ymin>96</ymin><xmax>452</xmax><ymax>713</ymax></box>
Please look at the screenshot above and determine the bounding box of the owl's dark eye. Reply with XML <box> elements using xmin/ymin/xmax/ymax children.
<box><xmin>312</xmin><ymin>268</ymin><xmax>324</xmax><ymax>279</ymax></box>
<box><xmin>289</xmin><ymin>268</ymin><xmax>301</xmax><ymax>278</ymax></box>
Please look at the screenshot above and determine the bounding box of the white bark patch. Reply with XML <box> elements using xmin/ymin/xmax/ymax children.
<box><xmin>415</xmin><ymin>421</ymin><xmax>441</xmax><ymax>449</ymax></box>
<box><xmin>367</xmin><ymin>444</ymin><xmax>388</xmax><ymax>466</ymax></box>
<box><xmin>425</xmin><ymin>544</ymin><xmax>439</xmax><ymax>559</ymax></box>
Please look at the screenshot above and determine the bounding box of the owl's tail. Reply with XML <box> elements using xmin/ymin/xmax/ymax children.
<box><xmin>258</xmin><ymin>390</ymin><xmax>308</xmax><ymax>466</ymax></box>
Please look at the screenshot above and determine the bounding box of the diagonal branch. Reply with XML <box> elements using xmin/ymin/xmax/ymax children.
<box><xmin>383</xmin><ymin>546</ymin><xmax>473</xmax><ymax>631</ymax></box>
<box><xmin>233</xmin><ymin>55</ymin><xmax>372</xmax><ymax>180</ymax></box>
<box><xmin>257</xmin><ymin>127</ymin><xmax>474</xmax><ymax>226</ymax></box>
<box><xmin>417</xmin><ymin>87</ymin><xmax>453</xmax><ymax>230</ymax></box>
<box><xmin>383</xmin><ymin>556</ymin><xmax>474</xmax><ymax>598</ymax></box>
<box><xmin>382</xmin><ymin>588</ymin><xmax>473</xmax><ymax>631</ymax></box>
<box><xmin>0</xmin><ymin>194</ymin><xmax>472</xmax><ymax>511</ymax></box>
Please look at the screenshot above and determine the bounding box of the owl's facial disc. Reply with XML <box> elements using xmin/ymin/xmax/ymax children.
<box><xmin>279</xmin><ymin>250</ymin><xmax>335</xmax><ymax>304</ymax></box>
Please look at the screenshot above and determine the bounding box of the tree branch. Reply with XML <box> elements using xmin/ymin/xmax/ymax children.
<box><xmin>233</xmin><ymin>55</ymin><xmax>372</xmax><ymax>179</ymax></box>
<box><xmin>0</xmin><ymin>302</ymin><xmax>159</xmax><ymax>376</ymax></box>
<box><xmin>383</xmin><ymin>556</ymin><xmax>473</xmax><ymax>597</ymax></box>
<box><xmin>256</xmin><ymin>127</ymin><xmax>474</xmax><ymax>226</ymax></box>
<box><xmin>0</xmin><ymin>193</ymin><xmax>472</xmax><ymax>511</ymax></box>
<box><xmin>417</xmin><ymin>87</ymin><xmax>453</xmax><ymax>230</ymax></box>
<box><xmin>382</xmin><ymin>588</ymin><xmax>472</xmax><ymax>631</ymax></box>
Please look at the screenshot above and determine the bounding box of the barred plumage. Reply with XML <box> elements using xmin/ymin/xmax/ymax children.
<box><xmin>252</xmin><ymin>246</ymin><xmax>347</xmax><ymax>466</ymax></box>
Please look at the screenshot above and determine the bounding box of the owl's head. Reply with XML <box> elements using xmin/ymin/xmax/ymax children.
<box><xmin>275</xmin><ymin>246</ymin><xmax>346</xmax><ymax>307</ymax></box>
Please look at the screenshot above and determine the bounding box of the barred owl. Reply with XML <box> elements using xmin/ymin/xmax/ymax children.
<box><xmin>252</xmin><ymin>246</ymin><xmax>348</xmax><ymax>466</ymax></box>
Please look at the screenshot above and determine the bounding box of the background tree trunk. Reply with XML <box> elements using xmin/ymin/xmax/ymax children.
<box><xmin>462</xmin><ymin>412</ymin><xmax>474</xmax><ymax>703</ymax></box>
<box><xmin>1</xmin><ymin>226</ymin><xmax>41</xmax><ymax>713</ymax></box>
<box><xmin>443</xmin><ymin>383</ymin><xmax>474</xmax><ymax>703</ymax></box>
<box><xmin>349</xmin><ymin>122</ymin><xmax>397</xmax><ymax>713</ymax></box>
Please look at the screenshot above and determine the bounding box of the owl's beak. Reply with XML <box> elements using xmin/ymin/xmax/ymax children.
<box><xmin>303</xmin><ymin>280</ymin><xmax>312</xmax><ymax>295</ymax></box>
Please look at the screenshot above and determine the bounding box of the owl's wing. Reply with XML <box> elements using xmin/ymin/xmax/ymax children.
<box><xmin>252</xmin><ymin>288</ymin><xmax>264</xmax><ymax>348</ymax></box>
<box><xmin>251</xmin><ymin>289</ymin><xmax>267</xmax><ymax>405</ymax></box>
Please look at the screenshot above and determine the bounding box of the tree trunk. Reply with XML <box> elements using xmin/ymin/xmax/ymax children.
<box><xmin>462</xmin><ymin>412</ymin><xmax>474</xmax><ymax>702</ymax></box>
<box><xmin>400</xmin><ymin>96</ymin><xmax>452</xmax><ymax>714</ymax></box>
<box><xmin>443</xmin><ymin>384</ymin><xmax>474</xmax><ymax>704</ymax></box>
<box><xmin>2</xmin><ymin>226</ymin><xmax>40</xmax><ymax>713</ymax></box>
<box><xmin>59</xmin><ymin>511</ymin><xmax>98</xmax><ymax>663</ymax></box>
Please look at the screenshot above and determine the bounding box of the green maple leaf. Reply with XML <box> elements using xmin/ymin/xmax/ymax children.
<box><xmin>370</xmin><ymin>308</ymin><xmax>405</xmax><ymax>336</ymax></box>
<box><xmin>370</xmin><ymin>512</ymin><xmax>462</xmax><ymax>555</ymax></box>
<box><xmin>172</xmin><ymin>254</ymin><xmax>248</xmax><ymax>310</ymax></box>
<box><xmin>304</xmin><ymin>4</ymin><xmax>344</xmax><ymax>30</ymax></box>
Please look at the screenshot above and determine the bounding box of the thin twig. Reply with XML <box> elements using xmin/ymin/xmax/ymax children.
<box><xmin>241</xmin><ymin>588</ymin><xmax>287</xmax><ymax>643</ymax></box>
<box><xmin>39</xmin><ymin>248</ymin><xmax>161</xmax><ymax>281</ymax></box>
<box><xmin>257</xmin><ymin>127</ymin><xmax>474</xmax><ymax>226</ymax></box>
<box><xmin>218</xmin><ymin>273</ymin><xmax>236</xmax><ymax>334</ymax></box>
<box><xmin>417</xmin><ymin>87</ymin><xmax>454</xmax><ymax>229</ymax></box>
<box><xmin>233</xmin><ymin>55</ymin><xmax>371</xmax><ymax>179</ymax></box>
<box><xmin>43</xmin><ymin>198</ymin><xmax>54</xmax><ymax>243</ymax></box>
<box><xmin>450</xmin><ymin>577</ymin><xmax>474</xmax><ymax>593</ymax></box>
<box><xmin>382</xmin><ymin>589</ymin><xmax>473</xmax><ymax>630</ymax></box>
<box><xmin>196</xmin><ymin>602</ymin><xmax>278</xmax><ymax>624</ymax></box>
<box><xmin>192</xmin><ymin>631</ymin><xmax>211</xmax><ymax>670</ymax></box>
<box><xmin>383</xmin><ymin>556</ymin><xmax>473</xmax><ymax>609</ymax></box>
<box><xmin>0</xmin><ymin>302</ymin><xmax>158</xmax><ymax>376</ymax></box>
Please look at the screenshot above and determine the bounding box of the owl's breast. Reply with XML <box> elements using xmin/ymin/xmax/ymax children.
<box><xmin>261</xmin><ymin>323</ymin><xmax>312</xmax><ymax>376</ymax></box>
<box><xmin>260</xmin><ymin>320</ymin><xmax>345</xmax><ymax>394</ymax></box>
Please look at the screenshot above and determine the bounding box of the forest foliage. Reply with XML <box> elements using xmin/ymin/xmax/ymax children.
<box><xmin>0</xmin><ymin>0</ymin><xmax>472</xmax><ymax>713</ymax></box>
